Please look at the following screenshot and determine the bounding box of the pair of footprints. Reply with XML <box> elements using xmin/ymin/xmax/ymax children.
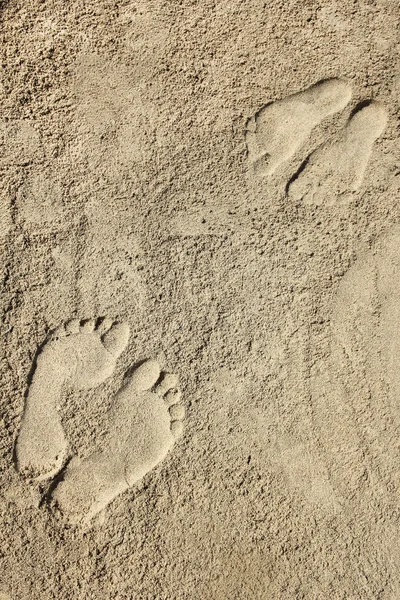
<box><xmin>246</xmin><ymin>78</ymin><xmax>388</xmax><ymax>205</ymax></box>
<box><xmin>15</xmin><ymin>318</ymin><xmax>185</xmax><ymax>525</ymax></box>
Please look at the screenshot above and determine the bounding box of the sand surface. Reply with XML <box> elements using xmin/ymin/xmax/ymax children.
<box><xmin>0</xmin><ymin>0</ymin><xmax>400</xmax><ymax>598</ymax></box>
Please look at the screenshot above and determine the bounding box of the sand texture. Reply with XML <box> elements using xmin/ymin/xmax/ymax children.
<box><xmin>0</xmin><ymin>0</ymin><xmax>400</xmax><ymax>598</ymax></box>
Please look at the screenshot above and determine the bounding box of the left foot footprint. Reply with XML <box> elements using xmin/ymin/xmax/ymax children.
<box><xmin>287</xmin><ymin>101</ymin><xmax>388</xmax><ymax>205</ymax></box>
<box><xmin>15</xmin><ymin>317</ymin><xmax>130</xmax><ymax>480</ymax></box>
<box><xmin>50</xmin><ymin>361</ymin><xmax>184</xmax><ymax>525</ymax></box>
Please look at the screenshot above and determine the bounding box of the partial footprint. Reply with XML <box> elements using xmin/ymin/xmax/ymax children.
<box><xmin>315</xmin><ymin>226</ymin><xmax>400</xmax><ymax>504</ymax></box>
<box><xmin>288</xmin><ymin>101</ymin><xmax>388</xmax><ymax>205</ymax></box>
<box><xmin>15</xmin><ymin>170</ymin><xmax>66</xmax><ymax>231</ymax></box>
<box><xmin>50</xmin><ymin>362</ymin><xmax>184</xmax><ymax>525</ymax></box>
<box><xmin>0</xmin><ymin>184</ymin><xmax>12</xmax><ymax>243</ymax></box>
<box><xmin>15</xmin><ymin>318</ymin><xmax>130</xmax><ymax>480</ymax></box>
<box><xmin>246</xmin><ymin>78</ymin><xmax>352</xmax><ymax>178</ymax></box>
<box><xmin>331</xmin><ymin>224</ymin><xmax>400</xmax><ymax>421</ymax></box>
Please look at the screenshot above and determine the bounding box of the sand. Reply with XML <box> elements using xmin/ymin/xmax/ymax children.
<box><xmin>0</xmin><ymin>0</ymin><xmax>399</xmax><ymax>598</ymax></box>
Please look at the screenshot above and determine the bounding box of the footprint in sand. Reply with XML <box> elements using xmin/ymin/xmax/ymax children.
<box><xmin>246</xmin><ymin>78</ymin><xmax>352</xmax><ymax>178</ymax></box>
<box><xmin>310</xmin><ymin>226</ymin><xmax>400</xmax><ymax>503</ymax></box>
<box><xmin>287</xmin><ymin>101</ymin><xmax>388</xmax><ymax>205</ymax></box>
<box><xmin>15</xmin><ymin>318</ymin><xmax>184</xmax><ymax>524</ymax></box>
<box><xmin>331</xmin><ymin>225</ymin><xmax>400</xmax><ymax>420</ymax></box>
<box><xmin>51</xmin><ymin>364</ymin><xmax>184</xmax><ymax>525</ymax></box>
<box><xmin>15</xmin><ymin>317</ymin><xmax>130</xmax><ymax>480</ymax></box>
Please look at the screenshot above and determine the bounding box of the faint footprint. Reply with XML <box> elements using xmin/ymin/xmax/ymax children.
<box><xmin>15</xmin><ymin>318</ymin><xmax>130</xmax><ymax>480</ymax></box>
<box><xmin>0</xmin><ymin>185</ymin><xmax>12</xmax><ymax>243</ymax></box>
<box><xmin>15</xmin><ymin>170</ymin><xmax>65</xmax><ymax>231</ymax></box>
<box><xmin>246</xmin><ymin>78</ymin><xmax>352</xmax><ymax>178</ymax></box>
<box><xmin>50</xmin><ymin>362</ymin><xmax>184</xmax><ymax>525</ymax></box>
<box><xmin>287</xmin><ymin>101</ymin><xmax>388</xmax><ymax>205</ymax></box>
<box><xmin>273</xmin><ymin>436</ymin><xmax>340</xmax><ymax>511</ymax></box>
<box><xmin>0</xmin><ymin>119</ymin><xmax>43</xmax><ymax>166</ymax></box>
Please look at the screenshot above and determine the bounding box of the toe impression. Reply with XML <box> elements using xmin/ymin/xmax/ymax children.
<box><xmin>80</xmin><ymin>319</ymin><xmax>96</xmax><ymax>334</ymax></box>
<box><xmin>165</xmin><ymin>389</ymin><xmax>182</xmax><ymax>408</ymax></box>
<box><xmin>169</xmin><ymin>403</ymin><xmax>185</xmax><ymax>421</ymax></box>
<box><xmin>102</xmin><ymin>322</ymin><xmax>130</xmax><ymax>357</ymax></box>
<box><xmin>127</xmin><ymin>359</ymin><xmax>161</xmax><ymax>391</ymax></box>
<box><xmin>156</xmin><ymin>373</ymin><xmax>179</xmax><ymax>396</ymax></box>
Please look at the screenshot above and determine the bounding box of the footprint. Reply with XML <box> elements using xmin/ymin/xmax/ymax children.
<box><xmin>50</xmin><ymin>362</ymin><xmax>184</xmax><ymax>525</ymax></box>
<box><xmin>320</xmin><ymin>227</ymin><xmax>400</xmax><ymax>503</ymax></box>
<box><xmin>246</xmin><ymin>78</ymin><xmax>352</xmax><ymax>178</ymax></box>
<box><xmin>15</xmin><ymin>171</ymin><xmax>66</xmax><ymax>231</ymax></box>
<box><xmin>287</xmin><ymin>101</ymin><xmax>388</xmax><ymax>205</ymax></box>
<box><xmin>331</xmin><ymin>225</ymin><xmax>400</xmax><ymax>418</ymax></box>
<box><xmin>15</xmin><ymin>318</ymin><xmax>130</xmax><ymax>481</ymax></box>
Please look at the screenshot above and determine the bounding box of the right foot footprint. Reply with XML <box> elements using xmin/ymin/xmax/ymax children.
<box><xmin>50</xmin><ymin>362</ymin><xmax>185</xmax><ymax>525</ymax></box>
<box><xmin>287</xmin><ymin>101</ymin><xmax>388</xmax><ymax>205</ymax></box>
<box><xmin>15</xmin><ymin>318</ymin><xmax>130</xmax><ymax>480</ymax></box>
<box><xmin>246</xmin><ymin>78</ymin><xmax>352</xmax><ymax>178</ymax></box>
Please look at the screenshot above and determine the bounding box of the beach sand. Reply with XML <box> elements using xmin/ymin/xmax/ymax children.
<box><xmin>0</xmin><ymin>0</ymin><xmax>399</xmax><ymax>598</ymax></box>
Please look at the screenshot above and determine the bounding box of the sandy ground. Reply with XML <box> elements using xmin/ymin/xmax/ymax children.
<box><xmin>0</xmin><ymin>0</ymin><xmax>399</xmax><ymax>598</ymax></box>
